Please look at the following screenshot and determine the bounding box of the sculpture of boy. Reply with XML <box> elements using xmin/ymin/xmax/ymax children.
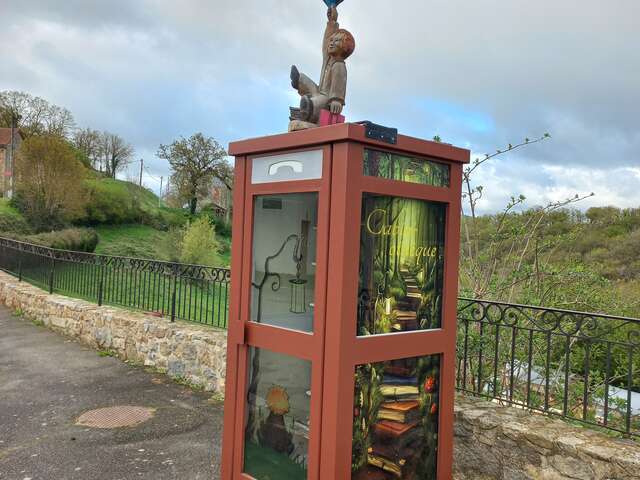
<box><xmin>289</xmin><ymin>6</ymin><xmax>356</xmax><ymax>131</ymax></box>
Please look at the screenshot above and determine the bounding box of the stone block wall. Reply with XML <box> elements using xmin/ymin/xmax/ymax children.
<box><xmin>0</xmin><ymin>271</ymin><xmax>227</xmax><ymax>394</ymax></box>
<box><xmin>1</xmin><ymin>271</ymin><xmax>638</xmax><ymax>478</ymax></box>
<box><xmin>454</xmin><ymin>395</ymin><xmax>640</xmax><ymax>479</ymax></box>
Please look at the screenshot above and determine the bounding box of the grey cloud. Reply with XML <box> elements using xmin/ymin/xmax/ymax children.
<box><xmin>0</xmin><ymin>0</ymin><xmax>638</xmax><ymax>207</ymax></box>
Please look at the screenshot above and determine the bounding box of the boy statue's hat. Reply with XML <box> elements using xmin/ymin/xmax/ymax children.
<box><xmin>323</xmin><ymin>0</ymin><xmax>345</xmax><ymax>7</ymax></box>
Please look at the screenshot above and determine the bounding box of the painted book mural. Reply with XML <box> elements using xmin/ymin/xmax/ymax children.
<box><xmin>357</xmin><ymin>194</ymin><xmax>446</xmax><ymax>336</ymax></box>
<box><xmin>352</xmin><ymin>354</ymin><xmax>441</xmax><ymax>479</ymax></box>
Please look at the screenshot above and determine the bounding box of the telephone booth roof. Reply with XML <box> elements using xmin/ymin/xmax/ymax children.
<box><xmin>229</xmin><ymin>122</ymin><xmax>470</xmax><ymax>165</ymax></box>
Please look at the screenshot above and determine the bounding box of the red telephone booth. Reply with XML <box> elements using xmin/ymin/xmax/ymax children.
<box><xmin>221</xmin><ymin>123</ymin><xmax>469</xmax><ymax>479</ymax></box>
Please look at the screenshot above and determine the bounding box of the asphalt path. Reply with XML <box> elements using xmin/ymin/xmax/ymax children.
<box><xmin>0</xmin><ymin>307</ymin><xmax>223</xmax><ymax>480</ymax></box>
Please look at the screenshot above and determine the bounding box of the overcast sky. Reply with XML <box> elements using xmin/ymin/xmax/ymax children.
<box><xmin>1</xmin><ymin>0</ymin><xmax>638</xmax><ymax>213</ymax></box>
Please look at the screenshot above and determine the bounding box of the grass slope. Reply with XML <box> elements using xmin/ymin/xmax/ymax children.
<box><xmin>83</xmin><ymin>176</ymin><xmax>186</xmax><ymax>229</ymax></box>
<box><xmin>94</xmin><ymin>224</ymin><xmax>169</xmax><ymax>259</ymax></box>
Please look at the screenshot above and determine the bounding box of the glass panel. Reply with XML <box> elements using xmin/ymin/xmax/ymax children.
<box><xmin>364</xmin><ymin>149</ymin><xmax>450</xmax><ymax>187</ymax></box>
<box><xmin>243</xmin><ymin>347</ymin><xmax>312</xmax><ymax>479</ymax></box>
<box><xmin>251</xmin><ymin>193</ymin><xmax>318</xmax><ymax>332</ymax></box>
<box><xmin>352</xmin><ymin>354</ymin><xmax>441</xmax><ymax>480</ymax></box>
<box><xmin>358</xmin><ymin>194</ymin><xmax>446</xmax><ymax>336</ymax></box>
<box><xmin>252</xmin><ymin>150</ymin><xmax>323</xmax><ymax>183</ymax></box>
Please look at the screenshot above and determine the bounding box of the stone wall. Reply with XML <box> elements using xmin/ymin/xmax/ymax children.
<box><xmin>1</xmin><ymin>271</ymin><xmax>638</xmax><ymax>478</ymax></box>
<box><xmin>0</xmin><ymin>271</ymin><xmax>227</xmax><ymax>394</ymax></box>
<box><xmin>454</xmin><ymin>395</ymin><xmax>640</xmax><ymax>480</ymax></box>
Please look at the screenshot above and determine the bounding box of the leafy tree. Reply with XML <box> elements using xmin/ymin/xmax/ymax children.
<box><xmin>98</xmin><ymin>131</ymin><xmax>134</xmax><ymax>178</ymax></box>
<box><xmin>157</xmin><ymin>133</ymin><xmax>231</xmax><ymax>215</ymax></box>
<box><xmin>15</xmin><ymin>135</ymin><xmax>87</xmax><ymax>230</ymax></box>
<box><xmin>0</xmin><ymin>90</ymin><xmax>75</xmax><ymax>138</ymax></box>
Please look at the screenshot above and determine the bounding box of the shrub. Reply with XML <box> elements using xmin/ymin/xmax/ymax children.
<box><xmin>210</xmin><ymin>215</ymin><xmax>231</xmax><ymax>238</ymax></box>
<box><xmin>157</xmin><ymin>227</ymin><xmax>184</xmax><ymax>263</ymax></box>
<box><xmin>152</xmin><ymin>207</ymin><xmax>189</xmax><ymax>231</ymax></box>
<box><xmin>24</xmin><ymin>227</ymin><xmax>99</xmax><ymax>252</ymax></box>
<box><xmin>0</xmin><ymin>199</ymin><xmax>31</xmax><ymax>234</ymax></box>
<box><xmin>199</xmin><ymin>205</ymin><xmax>231</xmax><ymax>237</ymax></box>
<box><xmin>179</xmin><ymin>217</ymin><xmax>220</xmax><ymax>266</ymax></box>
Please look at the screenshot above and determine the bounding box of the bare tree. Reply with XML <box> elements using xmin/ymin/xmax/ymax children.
<box><xmin>99</xmin><ymin>131</ymin><xmax>134</xmax><ymax>178</ymax></box>
<box><xmin>0</xmin><ymin>90</ymin><xmax>75</xmax><ymax>138</ymax></box>
<box><xmin>72</xmin><ymin>128</ymin><xmax>101</xmax><ymax>169</ymax></box>
<box><xmin>459</xmin><ymin>133</ymin><xmax>594</xmax><ymax>301</ymax></box>
<box><xmin>157</xmin><ymin>133</ymin><xmax>230</xmax><ymax>215</ymax></box>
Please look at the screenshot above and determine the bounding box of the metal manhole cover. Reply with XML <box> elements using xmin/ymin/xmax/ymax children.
<box><xmin>76</xmin><ymin>406</ymin><xmax>155</xmax><ymax>429</ymax></box>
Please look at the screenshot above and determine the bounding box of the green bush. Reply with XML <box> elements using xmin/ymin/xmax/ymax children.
<box><xmin>179</xmin><ymin>217</ymin><xmax>220</xmax><ymax>266</ymax></box>
<box><xmin>153</xmin><ymin>207</ymin><xmax>189</xmax><ymax>231</ymax></box>
<box><xmin>199</xmin><ymin>205</ymin><xmax>232</xmax><ymax>238</ymax></box>
<box><xmin>24</xmin><ymin>228</ymin><xmax>99</xmax><ymax>252</ymax></box>
<box><xmin>210</xmin><ymin>215</ymin><xmax>231</xmax><ymax>238</ymax></box>
<box><xmin>156</xmin><ymin>227</ymin><xmax>184</xmax><ymax>263</ymax></box>
<box><xmin>0</xmin><ymin>199</ymin><xmax>31</xmax><ymax>234</ymax></box>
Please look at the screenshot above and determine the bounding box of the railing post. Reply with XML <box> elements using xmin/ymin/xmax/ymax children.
<box><xmin>18</xmin><ymin>251</ymin><xmax>23</xmax><ymax>282</ymax></box>
<box><xmin>170</xmin><ymin>268</ymin><xmax>177</xmax><ymax>322</ymax></box>
<box><xmin>49</xmin><ymin>256</ymin><xmax>55</xmax><ymax>294</ymax></box>
<box><xmin>98</xmin><ymin>263</ymin><xmax>105</xmax><ymax>306</ymax></box>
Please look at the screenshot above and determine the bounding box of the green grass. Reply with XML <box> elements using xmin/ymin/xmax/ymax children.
<box><xmin>83</xmin><ymin>176</ymin><xmax>187</xmax><ymax>229</ymax></box>
<box><xmin>217</xmin><ymin>236</ymin><xmax>231</xmax><ymax>267</ymax></box>
<box><xmin>173</xmin><ymin>375</ymin><xmax>206</xmax><ymax>391</ymax></box>
<box><xmin>94</xmin><ymin>224</ymin><xmax>169</xmax><ymax>259</ymax></box>
<box><xmin>0</xmin><ymin>199</ymin><xmax>20</xmax><ymax>216</ymax></box>
<box><xmin>0</xmin><ymin>199</ymin><xmax>30</xmax><ymax>233</ymax></box>
<box><xmin>18</xmin><ymin>260</ymin><xmax>229</xmax><ymax>328</ymax></box>
<box><xmin>95</xmin><ymin>222</ymin><xmax>231</xmax><ymax>268</ymax></box>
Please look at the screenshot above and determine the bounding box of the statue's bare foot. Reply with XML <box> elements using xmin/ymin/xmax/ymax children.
<box><xmin>290</xmin><ymin>65</ymin><xmax>300</xmax><ymax>90</ymax></box>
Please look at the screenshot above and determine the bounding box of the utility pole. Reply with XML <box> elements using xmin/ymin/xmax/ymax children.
<box><xmin>138</xmin><ymin>158</ymin><xmax>143</xmax><ymax>186</ymax></box>
<box><xmin>159</xmin><ymin>176</ymin><xmax>163</xmax><ymax>206</ymax></box>
<box><xmin>9</xmin><ymin>112</ymin><xmax>18</xmax><ymax>198</ymax></box>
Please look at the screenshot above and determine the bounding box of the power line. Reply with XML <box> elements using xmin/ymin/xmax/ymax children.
<box><xmin>142</xmin><ymin>166</ymin><xmax>163</xmax><ymax>182</ymax></box>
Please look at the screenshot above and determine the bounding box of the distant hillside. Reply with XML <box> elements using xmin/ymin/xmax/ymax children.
<box><xmin>461</xmin><ymin>206</ymin><xmax>640</xmax><ymax>317</ymax></box>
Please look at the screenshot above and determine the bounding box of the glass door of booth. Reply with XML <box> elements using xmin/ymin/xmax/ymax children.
<box><xmin>231</xmin><ymin>147</ymin><xmax>331</xmax><ymax>480</ymax></box>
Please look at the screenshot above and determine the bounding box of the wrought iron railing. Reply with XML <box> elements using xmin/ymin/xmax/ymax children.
<box><xmin>0</xmin><ymin>237</ymin><xmax>230</xmax><ymax>328</ymax></box>
<box><xmin>0</xmin><ymin>237</ymin><xmax>638</xmax><ymax>437</ymax></box>
<box><xmin>456</xmin><ymin>297</ymin><xmax>639</xmax><ymax>438</ymax></box>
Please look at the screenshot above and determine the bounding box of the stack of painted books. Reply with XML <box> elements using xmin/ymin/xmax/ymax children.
<box><xmin>365</xmin><ymin>365</ymin><xmax>422</xmax><ymax>478</ymax></box>
<box><xmin>392</xmin><ymin>269</ymin><xmax>422</xmax><ymax>332</ymax></box>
